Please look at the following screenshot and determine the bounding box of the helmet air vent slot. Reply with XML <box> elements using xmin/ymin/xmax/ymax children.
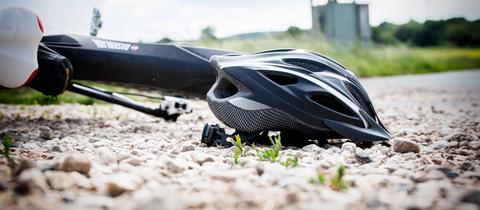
<box><xmin>265</xmin><ymin>73</ymin><xmax>298</xmax><ymax>85</ymax></box>
<box><xmin>213</xmin><ymin>78</ymin><xmax>238</xmax><ymax>99</ymax></box>
<box><xmin>345</xmin><ymin>83</ymin><xmax>375</xmax><ymax>118</ymax></box>
<box><xmin>309</xmin><ymin>92</ymin><xmax>355</xmax><ymax>117</ymax></box>
<box><xmin>284</xmin><ymin>59</ymin><xmax>335</xmax><ymax>73</ymax></box>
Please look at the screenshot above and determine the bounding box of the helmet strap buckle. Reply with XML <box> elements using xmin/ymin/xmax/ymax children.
<box><xmin>201</xmin><ymin>124</ymin><xmax>271</xmax><ymax>147</ymax></box>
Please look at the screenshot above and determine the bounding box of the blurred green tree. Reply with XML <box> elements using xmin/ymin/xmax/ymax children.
<box><xmin>371</xmin><ymin>18</ymin><xmax>480</xmax><ymax>47</ymax></box>
<box><xmin>372</xmin><ymin>22</ymin><xmax>398</xmax><ymax>45</ymax></box>
<box><xmin>200</xmin><ymin>26</ymin><xmax>217</xmax><ymax>40</ymax></box>
<box><xmin>394</xmin><ymin>20</ymin><xmax>422</xmax><ymax>43</ymax></box>
<box><xmin>158</xmin><ymin>37</ymin><xmax>173</xmax><ymax>43</ymax></box>
<box><xmin>286</xmin><ymin>26</ymin><xmax>303</xmax><ymax>37</ymax></box>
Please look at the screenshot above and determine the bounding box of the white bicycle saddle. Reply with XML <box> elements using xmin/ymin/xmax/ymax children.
<box><xmin>0</xmin><ymin>6</ymin><xmax>43</xmax><ymax>88</ymax></box>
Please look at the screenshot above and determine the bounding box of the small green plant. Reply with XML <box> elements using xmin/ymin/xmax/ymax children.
<box><xmin>309</xmin><ymin>165</ymin><xmax>348</xmax><ymax>191</ymax></box>
<box><xmin>309</xmin><ymin>171</ymin><xmax>326</xmax><ymax>185</ymax></box>
<box><xmin>1</xmin><ymin>134</ymin><xmax>16</xmax><ymax>168</ymax></box>
<box><xmin>330</xmin><ymin>165</ymin><xmax>348</xmax><ymax>191</ymax></box>
<box><xmin>255</xmin><ymin>134</ymin><xmax>282</xmax><ymax>162</ymax></box>
<box><xmin>231</xmin><ymin>134</ymin><xmax>247</xmax><ymax>164</ymax></box>
<box><xmin>282</xmin><ymin>155</ymin><xmax>299</xmax><ymax>168</ymax></box>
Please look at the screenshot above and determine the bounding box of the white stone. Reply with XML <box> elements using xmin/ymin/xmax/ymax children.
<box><xmin>105</xmin><ymin>172</ymin><xmax>142</xmax><ymax>197</ymax></box>
<box><xmin>191</xmin><ymin>152</ymin><xmax>215</xmax><ymax>165</ymax></box>
<box><xmin>17</xmin><ymin>168</ymin><xmax>48</xmax><ymax>193</ymax></box>
<box><xmin>59</xmin><ymin>152</ymin><xmax>91</xmax><ymax>174</ymax></box>
<box><xmin>39</xmin><ymin>126</ymin><xmax>54</xmax><ymax>140</ymax></box>
<box><xmin>95</xmin><ymin>148</ymin><xmax>117</xmax><ymax>166</ymax></box>
<box><xmin>301</xmin><ymin>144</ymin><xmax>322</xmax><ymax>153</ymax></box>
<box><xmin>341</xmin><ymin>142</ymin><xmax>357</xmax><ymax>154</ymax></box>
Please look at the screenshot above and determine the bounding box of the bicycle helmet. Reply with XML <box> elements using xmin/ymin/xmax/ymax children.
<box><xmin>206</xmin><ymin>49</ymin><xmax>391</xmax><ymax>142</ymax></box>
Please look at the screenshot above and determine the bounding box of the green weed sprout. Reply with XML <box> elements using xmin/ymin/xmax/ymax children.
<box><xmin>255</xmin><ymin>134</ymin><xmax>282</xmax><ymax>162</ymax></box>
<box><xmin>309</xmin><ymin>171</ymin><xmax>326</xmax><ymax>185</ymax></box>
<box><xmin>231</xmin><ymin>134</ymin><xmax>247</xmax><ymax>164</ymax></box>
<box><xmin>282</xmin><ymin>155</ymin><xmax>299</xmax><ymax>168</ymax></box>
<box><xmin>1</xmin><ymin>134</ymin><xmax>16</xmax><ymax>168</ymax></box>
<box><xmin>330</xmin><ymin>165</ymin><xmax>348</xmax><ymax>191</ymax></box>
<box><xmin>309</xmin><ymin>165</ymin><xmax>348</xmax><ymax>191</ymax></box>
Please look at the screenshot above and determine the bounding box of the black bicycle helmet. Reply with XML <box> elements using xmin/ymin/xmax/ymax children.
<box><xmin>206</xmin><ymin>49</ymin><xmax>391</xmax><ymax>142</ymax></box>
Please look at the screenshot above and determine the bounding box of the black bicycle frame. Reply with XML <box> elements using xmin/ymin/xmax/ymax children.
<box><xmin>41</xmin><ymin>35</ymin><xmax>238</xmax><ymax>96</ymax></box>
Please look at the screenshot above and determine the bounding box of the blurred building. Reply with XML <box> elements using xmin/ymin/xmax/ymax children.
<box><xmin>311</xmin><ymin>0</ymin><xmax>370</xmax><ymax>43</ymax></box>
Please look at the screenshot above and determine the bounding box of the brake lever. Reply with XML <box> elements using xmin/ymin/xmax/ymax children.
<box><xmin>67</xmin><ymin>82</ymin><xmax>191</xmax><ymax>121</ymax></box>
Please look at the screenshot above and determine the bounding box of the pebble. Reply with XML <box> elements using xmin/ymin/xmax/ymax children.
<box><xmin>460</xmin><ymin>162</ymin><xmax>475</xmax><ymax>171</ymax></box>
<box><xmin>123</xmin><ymin>156</ymin><xmax>144</xmax><ymax>166</ymax></box>
<box><xmin>255</xmin><ymin>163</ymin><xmax>265</xmax><ymax>176</ymax></box>
<box><xmin>444</xmin><ymin>132</ymin><xmax>477</xmax><ymax>142</ymax></box>
<box><xmin>70</xmin><ymin>171</ymin><xmax>93</xmax><ymax>189</ymax></box>
<box><xmin>469</xmin><ymin>141</ymin><xmax>480</xmax><ymax>150</ymax></box>
<box><xmin>392</xmin><ymin>139</ymin><xmax>420</xmax><ymax>153</ymax></box>
<box><xmin>285</xmin><ymin>191</ymin><xmax>300</xmax><ymax>204</ymax></box>
<box><xmin>182</xmin><ymin>145</ymin><xmax>195</xmax><ymax>152</ymax></box>
<box><xmin>191</xmin><ymin>153</ymin><xmax>215</xmax><ymax>165</ymax></box>
<box><xmin>88</xmin><ymin>137</ymin><xmax>102</xmax><ymax>143</ymax></box>
<box><xmin>95</xmin><ymin>148</ymin><xmax>117</xmax><ymax>166</ymax></box>
<box><xmin>445</xmin><ymin>141</ymin><xmax>459</xmax><ymax>149</ymax></box>
<box><xmin>0</xmin><ymin>182</ymin><xmax>6</xmax><ymax>192</ymax></box>
<box><xmin>45</xmin><ymin>171</ymin><xmax>76</xmax><ymax>190</ymax></box>
<box><xmin>36</xmin><ymin>160</ymin><xmax>59</xmax><ymax>172</ymax></box>
<box><xmin>434</xmin><ymin>167</ymin><xmax>459</xmax><ymax>179</ymax></box>
<box><xmin>327</xmin><ymin>146</ymin><xmax>341</xmax><ymax>154</ymax></box>
<box><xmin>12</xmin><ymin>159</ymin><xmax>36</xmax><ymax>177</ymax></box>
<box><xmin>301</xmin><ymin>144</ymin><xmax>322</xmax><ymax>153</ymax></box>
<box><xmin>461</xmin><ymin>190</ymin><xmax>480</xmax><ymax>206</ymax></box>
<box><xmin>164</xmin><ymin>158</ymin><xmax>189</xmax><ymax>174</ymax></box>
<box><xmin>51</xmin><ymin>145</ymin><xmax>63</xmax><ymax>152</ymax></box>
<box><xmin>106</xmin><ymin>173</ymin><xmax>141</xmax><ymax>197</ymax></box>
<box><xmin>411</xmin><ymin>170</ymin><xmax>446</xmax><ymax>183</ymax></box>
<box><xmin>59</xmin><ymin>152</ymin><xmax>91</xmax><ymax>174</ymax></box>
<box><xmin>457</xmin><ymin>149</ymin><xmax>475</xmax><ymax>156</ymax></box>
<box><xmin>341</xmin><ymin>142</ymin><xmax>357</xmax><ymax>154</ymax></box>
<box><xmin>132</xmin><ymin>187</ymin><xmax>180</xmax><ymax>210</ymax></box>
<box><xmin>39</xmin><ymin>126</ymin><xmax>54</xmax><ymax>140</ymax></box>
<box><xmin>15</xmin><ymin>168</ymin><xmax>48</xmax><ymax>195</ymax></box>
<box><xmin>456</xmin><ymin>203</ymin><xmax>479</xmax><ymax>210</ymax></box>
<box><xmin>210</xmin><ymin>172</ymin><xmax>238</xmax><ymax>183</ymax></box>
<box><xmin>22</xmin><ymin>142</ymin><xmax>41</xmax><ymax>150</ymax></box>
<box><xmin>432</xmin><ymin>140</ymin><xmax>448</xmax><ymax>150</ymax></box>
<box><xmin>355</xmin><ymin>151</ymin><xmax>372</xmax><ymax>164</ymax></box>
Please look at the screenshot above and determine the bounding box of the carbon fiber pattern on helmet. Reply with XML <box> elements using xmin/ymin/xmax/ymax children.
<box><xmin>228</xmin><ymin>97</ymin><xmax>270</xmax><ymax>110</ymax></box>
<box><xmin>208</xmin><ymin>98</ymin><xmax>318</xmax><ymax>133</ymax></box>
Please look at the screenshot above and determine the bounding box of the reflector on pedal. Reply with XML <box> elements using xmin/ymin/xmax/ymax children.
<box><xmin>161</xmin><ymin>96</ymin><xmax>192</xmax><ymax>115</ymax></box>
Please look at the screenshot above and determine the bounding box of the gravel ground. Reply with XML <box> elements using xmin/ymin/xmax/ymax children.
<box><xmin>0</xmin><ymin>70</ymin><xmax>479</xmax><ymax>210</ymax></box>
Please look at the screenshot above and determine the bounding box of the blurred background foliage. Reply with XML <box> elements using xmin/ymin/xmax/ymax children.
<box><xmin>372</xmin><ymin>18</ymin><xmax>480</xmax><ymax>47</ymax></box>
<box><xmin>188</xmin><ymin>18</ymin><xmax>480</xmax><ymax>77</ymax></box>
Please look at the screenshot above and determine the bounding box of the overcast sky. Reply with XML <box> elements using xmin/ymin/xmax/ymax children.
<box><xmin>1</xmin><ymin>0</ymin><xmax>479</xmax><ymax>42</ymax></box>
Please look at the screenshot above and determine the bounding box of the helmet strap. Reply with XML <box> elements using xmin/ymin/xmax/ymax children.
<box><xmin>201</xmin><ymin>124</ymin><xmax>272</xmax><ymax>147</ymax></box>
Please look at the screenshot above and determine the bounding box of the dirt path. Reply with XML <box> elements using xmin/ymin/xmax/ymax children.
<box><xmin>0</xmin><ymin>70</ymin><xmax>479</xmax><ymax>210</ymax></box>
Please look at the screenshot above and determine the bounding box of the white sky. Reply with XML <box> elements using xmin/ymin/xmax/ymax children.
<box><xmin>1</xmin><ymin>0</ymin><xmax>479</xmax><ymax>42</ymax></box>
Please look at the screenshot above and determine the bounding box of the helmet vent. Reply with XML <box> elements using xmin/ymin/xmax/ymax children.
<box><xmin>265</xmin><ymin>74</ymin><xmax>298</xmax><ymax>85</ymax></box>
<box><xmin>310</xmin><ymin>92</ymin><xmax>355</xmax><ymax>117</ymax></box>
<box><xmin>213</xmin><ymin>78</ymin><xmax>238</xmax><ymax>99</ymax></box>
<box><xmin>345</xmin><ymin>84</ymin><xmax>375</xmax><ymax>118</ymax></box>
<box><xmin>285</xmin><ymin>59</ymin><xmax>335</xmax><ymax>73</ymax></box>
